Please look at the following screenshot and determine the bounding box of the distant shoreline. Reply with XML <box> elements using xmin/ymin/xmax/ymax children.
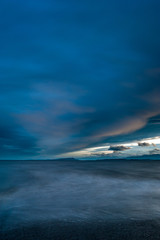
<box><xmin>1</xmin><ymin>158</ymin><xmax>160</xmax><ymax>161</ymax></box>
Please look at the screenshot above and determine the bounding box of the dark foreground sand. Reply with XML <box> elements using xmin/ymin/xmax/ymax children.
<box><xmin>1</xmin><ymin>220</ymin><xmax>160</xmax><ymax>240</ymax></box>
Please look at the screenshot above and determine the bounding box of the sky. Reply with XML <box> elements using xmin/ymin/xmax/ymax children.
<box><xmin>0</xmin><ymin>0</ymin><xmax>160</xmax><ymax>159</ymax></box>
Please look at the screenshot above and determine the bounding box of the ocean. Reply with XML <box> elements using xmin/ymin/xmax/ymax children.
<box><xmin>1</xmin><ymin>160</ymin><xmax>160</xmax><ymax>239</ymax></box>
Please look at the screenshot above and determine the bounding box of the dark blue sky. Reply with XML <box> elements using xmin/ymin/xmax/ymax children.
<box><xmin>0</xmin><ymin>0</ymin><xmax>160</xmax><ymax>159</ymax></box>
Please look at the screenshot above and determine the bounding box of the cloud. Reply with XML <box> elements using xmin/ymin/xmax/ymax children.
<box><xmin>149</xmin><ymin>148</ymin><xmax>160</xmax><ymax>155</ymax></box>
<box><xmin>152</xmin><ymin>143</ymin><xmax>157</xmax><ymax>147</ymax></box>
<box><xmin>108</xmin><ymin>145</ymin><xmax>131</xmax><ymax>151</ymax></box>
<box><xmin>0</xmin><ymin>112</ymin><xmax>39</xmax><ymax>159</ymax></box>
<box><xmin>89</xmin><ymin>152</ymin><xmax>113</xmax><ymax>158</ymax></box>
<box><xmin>138</xmin><ymin>142</ymin><xmax>156</xmax><ymax>147</ymax></box>
<box><xmin>138</xmin><ymin>142</ymin><xmax>150</xmax><ymax>147</ymax></box>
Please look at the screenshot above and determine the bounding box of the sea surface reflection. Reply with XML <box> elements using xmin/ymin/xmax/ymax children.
<box><xmin>1</xmin><ymin>160</ymin><xmax>160</xmax><ymax>231</ymax></box>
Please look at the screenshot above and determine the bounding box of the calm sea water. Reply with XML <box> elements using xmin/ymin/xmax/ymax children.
<box><xmin>1</xmin><ymin>160</ymin><xmax>160</xmax><ymax>231</ymax></box>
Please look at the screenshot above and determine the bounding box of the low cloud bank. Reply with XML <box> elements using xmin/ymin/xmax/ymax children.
<box><xmin>108</xmin><ymin>145</ymin><xmax>131</xmax><ymax>151</ymax></box>
<box><xmin>138</xmin><ymin>142</ymin><xmax>156</xmax><ymax>147</ymax></box>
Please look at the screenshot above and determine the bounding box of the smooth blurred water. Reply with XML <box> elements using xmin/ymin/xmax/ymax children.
<box><xmin>1</xmin><ymin>160</ymin><xmax>160</xmax><ymax>231</ymax></box>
